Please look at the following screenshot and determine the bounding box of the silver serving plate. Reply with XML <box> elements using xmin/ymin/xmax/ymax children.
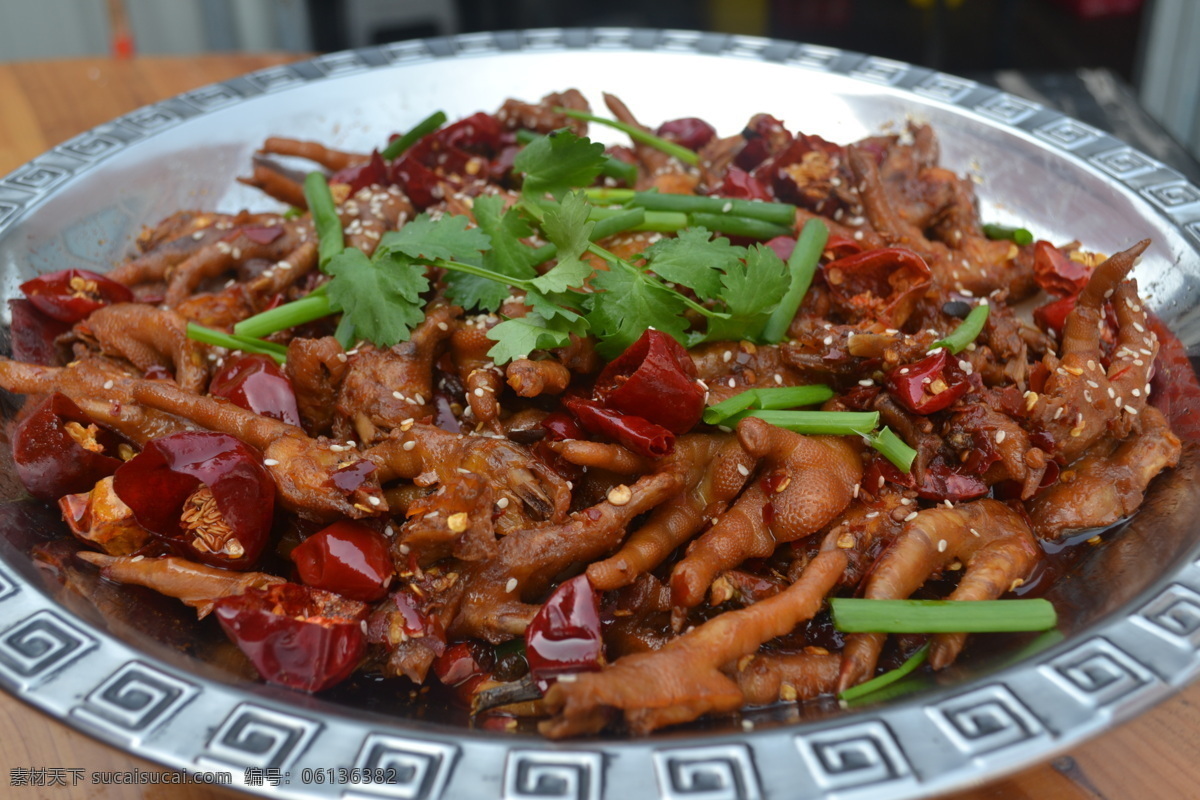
<box><xmin>2</xmin><ymin>28</ymin><xmax>1200</xmax><ymax>800</ymax></box>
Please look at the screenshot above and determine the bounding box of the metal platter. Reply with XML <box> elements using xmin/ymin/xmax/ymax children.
<box><xmin>1</xmin><ymin>28</ymin><xmax>1199</xmax><ymax>800</ymax></box>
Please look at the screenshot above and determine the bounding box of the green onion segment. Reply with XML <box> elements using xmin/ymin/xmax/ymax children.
<box><xmin>829</xmin><ymin>598</ymin><xmax>1058</xmax><ymax>634</ymax></box>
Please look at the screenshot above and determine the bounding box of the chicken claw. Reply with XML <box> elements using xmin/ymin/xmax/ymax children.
<box><xmin>838</xmin><ymin>499</ymin><xmax>1041</xmax><ymax>690</ymax></box>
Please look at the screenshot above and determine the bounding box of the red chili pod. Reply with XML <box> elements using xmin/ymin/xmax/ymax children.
<box><xmin>1032</xmin><ymin>241</ymin><xmax>1092</xmax><ymax>297</ymax></box>
<box><xmin>13</xmin><ymin>393</ymin><xmax>125</xmax><ymax>501</ymax></box>
<box><xmin>822</xmin><ymin>247</ymin><xmax>932</xmax><ymax>326</ymax></box>
<box><xmin>7</xmin><ymin>299</ymin><xmax>70</xmax><ymax>366</ymax></box>
<box><xmin>655</xmin><ymin>117</ymin><xmax>716</xmax><ymax>151</ymax></box>
<box><xmin>433</xmin><ymin>641</ymin><xmax>495</xmax><ymax>703</ymax></box>
<box><xmin>525</xmin><ymin>574</ymin><xmax>604</xmax><ymax>693</ymax></box>
<box><xmin>291</xmin><ymin>520</ymin><xmax>393</xmax><ymax>602</ymax></box>
<box><xmin>209</xmin><ymin>353</ymin><xmax>302</xmax><ymax>427</ymax></box>
<box><xmin>884</xmin><ymin>350</ymin><xmax>969</xmax><ymax>416</ymax></box>
<box><xmin>20</xmin><ymin>269</ymin><xmax>133</xmax><ymax>324</ymax></box>
<box><xmin>112</xmin><ymin>431</ymin><xmax>274</xmax><ymax>570</ymax></box>
<box><xmin>213</xmin><ymin>583</ymin><xmax>368</xmax><ymax>692</ymax></box>
<box><xmin>436</xmin><ymin>111</ymin><xmax>503</xmax><ymax>155</ymax></box>
<box><xmin>331</xmin><ymin>150</ymin><xmax>390</xmax><ymax>194</ymax></box>
<box><xmin>541</xmin><ymin>412</ymin><xmax>585</xmax><ymax>442</ymax></box>
<box><xmin>562</xmin><ymin>395</ymin><xmax>674</xmax><ymax>459</ymax></box>
<box><xmin>594</xmin><ymin>328</ymin><xmax>705</xmax><ymax>434</ymax></box>
<box><xmin>715</xmin><ymin>166</ymin><xmax>773</xmax><ymax>201</ymax></box>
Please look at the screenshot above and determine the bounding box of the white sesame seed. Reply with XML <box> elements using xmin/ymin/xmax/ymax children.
<box><xmin>263</xmin><ymin>458</ymin><xmax>279</xmax><ymax>466</ymax></box>
<box><xmin>437</xmin><ymin>322</ymin><xmax>449</xmax><ymax>331</ymax></box>
<box><xmin>737</xmin><ymin>464</ymin><xmax>750</xmax><ymax>477</ymax></box>
<box><xmin>473</xmin><ymin>388</ymin><xmax>485</xmax><ymax>397</ymax></box>
<box><xmin>995</xmin><ymin>430</ymin><xmax>1006</xmax><ymax>444</ymax></box>
<box><xmin>904</xmin><ymin>511</ymin><xmax>919</xmax><ymax>522</ymax></box>
<box><xmin>774</xmin><ymin>374</ymin><xmax>783</xmax><ymax>385</ymax></box>
<box><xmin>505</xmin><ymin>578</ymin><xmax>518</xmax><ymax>593</ymax></box>
<box><xmin>367</xmin><ymin>496</ymin><xmax>381</xmax><ymax>506</ymax></box>
<box><xmin>1124</xmin><ymin>405</ymin><xmax>1139</xmax><ymax>415</ymax></box>
<box><xmin>969</xmin><ymin>527</ymin><xmax>980</xmax><ymax>537</ymax></box>
<box><xmin>103</xmin><ymin>380</ymin><xmax>114</xmax><ymax>390</ymax></box>
<box><xmin>496</xmin><ymin>497</ymin><xmax>509</xmax><ymax>509</ymax></box>
<box><xmin>413</xmin><ymin>393</ymin><xmax>425</xmax><ymax>405</ymax></box>
<box><xmin>937</xmin><ymin>539</ymin><xmax>948</xmax><ymax>552</ymax></box>
<box><xmin>723</xmin><ymin>350</ymin><xmax>733</xmax><ymax>363</ymax></box>
<box><xmin>859</xmin><ymin>379</ymin><xmax>874</xmax><ymax>387</ymax></box>
<box><xmin>402</xmin><ymin>440</ymin><xmax>416</xmax><ymax>451</ymax></box>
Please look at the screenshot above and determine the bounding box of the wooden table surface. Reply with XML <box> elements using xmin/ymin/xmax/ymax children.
<box><xmin>2</xmin><ymin>54</ymin><xmax>1199</xmax><ymax>800</ymax></box>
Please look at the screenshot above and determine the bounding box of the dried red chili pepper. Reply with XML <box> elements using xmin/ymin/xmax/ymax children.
<box><xmin>594</xmin><ymin>328</ymin><xmax>705</xmax><ymax>434</ymax></box>
<box><xmin>209</xmin><ymin>353</ymin><xmax>302</xmax><ymax>427</ymax></box>
<box><xmin>112</xmin><ymin>431</ymin><xmax>274</xmax><ymax>570</ymax></box>
<box><xmin>331</xmin><ymin>150</ymin><xmax>390</xmax><ymax>194</ymax></box>
<box><xmin>562</xmin><ymin>395</ymin><xmax>674</xmax><ymax>459</ymax></box>
<box><xmin>213</xmin><ymin>583</ymin><xmax>368</xmax><ymax>692</ymax></box>
<box><xmin>821</xmin><ymin>247</ymin><xmax>931</xmax><ymax>326</ymax></box>
<box><xmin>885</xmin><ymin>350</ymin><xmax>969</xmax><ymax>415</ymax></box>
<box><xmin>525</xmin><ymin>574</ymin><xmax>604</xmax><ymax>693</ymax></box>
<box><xmin>864</xmin><ymin>455</ymin><xmax>988</xmax><ymax>503</ymax></box>
<box><xmin>655</xmin><ymin>117</ymin><xmax>716</xmax><ymax>152</ymax></box>
<box><xmin>824</xmin><ymin>234</ymin><xmax>864</xmax><ymax>260</ymax></box>
<box><xmin>435</xmin><ymin>111</ymin><xmax>502</xmax><ymax>155</ymax></box>
<box><xmin>1032</xmin><ymin>241</ymin><xmax>1092</xmax><ymax>296</ymax></box>
<box><xmin>7</xmin><ymin>299</ymin><xmax>70</xmax><ymax>366</ymax></box>
<box><xmin>715</xmin><ymin>166</ymin><xmax>772</xmax><ymax>201</ymax></box>
<box><xmin>13</xmin><ymin>393</ymin><xmax>125</xmax><ymax>501</ymax></box>
<box><xmin>541</xmin><ymin>412</ymin><xmax>585</xmax><ymax>442</ymax></box>
<box><xmin>433</xmin><ymin>640</ymin><xmax>495</xmax><ymax>703</ymax></box>
<box><xmin>291</xmin><ymin>520</ymin><xmax>393</xmax><ymax>602</ymax></box>
<box><xmin>20</xmin><ymin>268</ymin><xmax>133</xmax><ymax>324</ymax></box>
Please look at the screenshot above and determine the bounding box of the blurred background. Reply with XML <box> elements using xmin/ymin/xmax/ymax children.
<box><xmin>0</xmin><ymin>0</ymin><xmax>1197</xmax><ymax>168</ymax></box>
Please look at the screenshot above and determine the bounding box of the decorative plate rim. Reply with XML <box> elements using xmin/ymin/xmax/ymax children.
<box><xmin>2</xmin><ymin>27</ymin><xmax>1200</xmax><ymax>800</ymax></box>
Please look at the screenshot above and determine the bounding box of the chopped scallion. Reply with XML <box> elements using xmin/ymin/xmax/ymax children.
<box><xmin>761</xmin><ymin>218</ymin><xmax>829</xmax><ymax>343</ymax></box>
<box><xmin>732</xmin><ymin>409</ymin><xmax>880</xmax><ymax>436</ymax></box>
<box><xmin>982</xmin><ymin>223</ymin><xmax>1033</xmax><ymax>246</ymax></box>
<box><xmin>702</xmin><ymin>385</ymin><xmax>834</xmax><ymax>425</ymax></box>
<box><xmin>186</xmin><ymin>323</ymin><xmax>287</xmax><ymax>365</ymax></box>
<box><xmin>687</xmin><ymin>212</ymin><xmax>792</xmax><ymax>241</ymax></box>
<box><xmin>865</xmin><ymin>426</ymin><xmax>917</xmax><ymax>473</ymax></box>
<box><xmin>233</xmin><ymin>293</ymin><xmax>334</xmax><ymax>339</ymax></box>
<box><xmin>381</xmin><ymin>110</ymin><xmax>447</xmax><ymax>161</ymax></box>
<box><xmin>303</xmin><ymin>172</ymin><xmax>343</xmax><ymax>269</ymax></box>
<box><xmin>583</xmin><ymin>188</ymin><xmax>797</xmax><ymax>227</ymax></box>
<box><xmin>931</xmin><ymin>302</ymin><xmax>989</xmax><ymax>354</ymax></box>
<box><xmin>837</xmin><ymin>644</ymin><xmax>930</xmax><ymax>702</ymax></box>
<box><xmin>829</xmin><ymin>598</ymin><xmax>1057</xmax><ymax>634</ymax></box>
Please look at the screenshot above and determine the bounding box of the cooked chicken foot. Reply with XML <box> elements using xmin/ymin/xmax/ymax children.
<box><xmin>838</xmin><ymin>499</ymin><xmax>1041</xmax><ymax>689</ymax></box>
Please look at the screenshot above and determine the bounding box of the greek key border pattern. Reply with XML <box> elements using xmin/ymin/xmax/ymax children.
<box><xmin>0</xmin><ymin>27</ymin><xmax>1198</xmax><ymax>800</ymax></box>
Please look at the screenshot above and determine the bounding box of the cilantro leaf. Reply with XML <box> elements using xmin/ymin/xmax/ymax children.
<box><xmin>514</xmin><ymin>129</ymin><xmax>607</xmax><ymax>199</ymax></box>
<box><xmin>588</xmin><ymin>264</ymin><xmax>689</xmax><ymax>360</ymax></box>
<box><xmin>527</xmin><ymin>289</ymin><xmax>589</xmax><ymax>334</ymax></box>
<box><xmin>704</xmin><ymin>243</ymin><xmax>790</xmax><ymax>343</ymax></box>
<box><xmin>376</xmin><ymin>213</ymin><xmax>490</xmax><ymax>262</ymax></box>
<box><xmin>445</xmin><ymin>196</ymin><xmax>538</xmax><ymax>312</ymax></box>
<box><xmin>642</xmin><ymin>227</ymin><xmax>746</xmax><ymax>301</ymax></box>
<box><xmin>486</xmin><ymin>314</ymin><xmax>574</xmax><ymax>365</ymax></box>
<box><xmin>531</xmin><ymin>193</ymin><xmax>596</xmax><ymax>294</ymax></box>
<box><xmin>325</xmin><ymin>248</ymin><xmax>428</xmax><ymax>348</ymax></box>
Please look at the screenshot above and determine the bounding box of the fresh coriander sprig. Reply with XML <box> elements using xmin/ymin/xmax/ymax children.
<box><xmin>555</xmin><ymin>107</ymin><xmax>699</xmax><ymax>166</ymax></box>
<box><xmin>829</xmin><ymin>598</ymin><xmax>1058</xmax><ymax>634</ymax></box>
